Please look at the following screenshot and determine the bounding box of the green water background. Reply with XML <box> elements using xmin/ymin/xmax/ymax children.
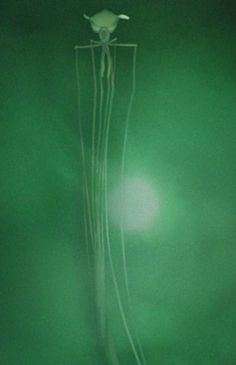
<box><xmin>1</xmin><ymin>1</ymin><xmax>236</xmax><ymax>364</ymax></box>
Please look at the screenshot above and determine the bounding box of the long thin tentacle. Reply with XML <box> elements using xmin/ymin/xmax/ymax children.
<box><xmin>120</xmin><ymin>45</ymin><xmax>137</xmax><ymax>305</ymax></box>
<box><xmin>102</xmin><ymin>45</ymin><xmax>143</xmax><ymax>365</ymax></box>
<box><xmin>75</xmin><ymin>48</ymin><xmax>94</xmax><ymax>250</ymax></box>
<box><xmin>75</xmin><ymin>40</ymin><xmax>145</xmax><ymax>365</ymax></box>
<box><xmin>90</xmin><ymin>41</ymin><xmax>98</xmax><ymax>250</ymax></box>
<box><xmin>99</xmin><ymin>44</ymin><xmax>113</xmax><ymax>345</ymax></box>
<box><xmin>91</xmin><ymin>43</ymin><xmax>107</xmax><ymax>340</ymax></box>
<box><xmin>120</xmin><ymin>45</ymin><xmax>147</xmax><ymax>365</ymax></box>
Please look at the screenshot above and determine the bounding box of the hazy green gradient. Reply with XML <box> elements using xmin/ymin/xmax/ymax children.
<box><xmin>1</xmin><ymin>1</ymin><xmax>236</xmax><ymax>364</ymax></box>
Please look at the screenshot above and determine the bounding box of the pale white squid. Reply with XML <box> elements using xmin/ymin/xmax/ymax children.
<box><xmin>74</xmin><ymin>10</ymin><xmax>145</xmax><ymax>365</ymax></box>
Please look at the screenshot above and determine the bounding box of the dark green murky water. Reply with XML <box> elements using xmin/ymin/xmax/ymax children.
<box><xmin>1</xmin><ymin>1</ymin><xmax>236</xmax><ymax>364</ymax></box>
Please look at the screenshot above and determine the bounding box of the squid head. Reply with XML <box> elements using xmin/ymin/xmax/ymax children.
<box><xmin>83</xmin><ymin>9</ymin><xmax>130</xmax><ymax>42</ymax></box>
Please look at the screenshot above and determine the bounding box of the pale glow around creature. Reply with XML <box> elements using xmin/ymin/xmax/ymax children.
<box><xmin>110</xmin><ymin>177</ymin><xmax>158</xmax><ymax>232</ymax></box>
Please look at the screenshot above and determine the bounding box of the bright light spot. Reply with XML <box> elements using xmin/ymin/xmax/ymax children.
<box><xmin>109</xmin><ymin>177</ymin><xmax>158</xmax><ymax>232</ymax></box>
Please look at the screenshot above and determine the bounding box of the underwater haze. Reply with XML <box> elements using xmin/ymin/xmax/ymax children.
<box><xmin>1</xmin><ymin>0</ymin><xmax>236</xmax><ymax>364</ymax></box>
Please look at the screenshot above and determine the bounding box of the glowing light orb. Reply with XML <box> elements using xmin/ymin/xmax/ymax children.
<box><xmin>109</xmin><ymin>177</ymin><xmax>158</xmax><ymax>232</ymax></box>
